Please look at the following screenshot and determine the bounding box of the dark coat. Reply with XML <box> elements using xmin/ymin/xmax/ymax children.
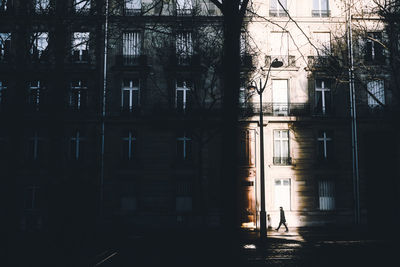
<box><xmin>280</xmin><ymin>209</ymin><xmax>286</xmax><ymax>222</ymax></box>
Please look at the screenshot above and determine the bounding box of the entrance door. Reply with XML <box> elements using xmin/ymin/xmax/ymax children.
<box><xmin>274</xmin><ymin>178</ymin><xmax>291</xmax><ymax>210</ymax></box>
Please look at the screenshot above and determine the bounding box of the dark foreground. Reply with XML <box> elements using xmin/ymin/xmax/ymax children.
<box><xmin>8</xmin><ymin>227</ymin><xmax>399</xmax><ymax>267</ymax></box>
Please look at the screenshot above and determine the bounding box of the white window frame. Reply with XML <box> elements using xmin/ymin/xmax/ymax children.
<box><xmin>315</xmin><ymin>79</ymin><xmax>331</xmax><ymax>114</ymax></box>
<box><xmin>122</xmin><ymin>32</ymin><xmax>141</xmax><ymax>65</ymax></box>
<box><xmin>125</xmin><ymin>0</ymin><xmax>141</xmax><ymax>15</ymax></box>
<box><xmin>70</xmin><ymin>131</ymin><xmax>84</xmax><ymax>160</ymax></box>
<box><xmin>177</xmin><ymin>132</ymin><xmax>191</xmax><ymax>160</ymax></box>
<box><xmin>72</xmin><ymin>32</ymin><xmax>89</xmax><ymax>61</ymax></box>
<box><xmin>177</xmin><ymin>0</ymin><xmax>193</xmax><ymax>15</ymax></box>
<box><xmin>176</xmin><ymin>31</ymin><xmax>193</xmax><ymax>64</ymax></box>
<box><xmin>176</xmin><ymin>80</ymin><xmax>191</xmax><ymax>111</ymax></box>
<box><xmin>269</xmin><ymin>0</ymin><xmax>287</xmax><ymax>16</ymax></box>
<box><xmin>122</xmin><ymin>79</ymin><xmax>140</xmax><ymax>111</ymax></box>
<box><xmin>272</xmin><ymin>79</ymin><xmax>289</xmax><ymax>115</ymax></box>
<box><xmin>122</xmin><ymin>131</ymin><xmax>136</xmax><ymax>160</ymax></box>
<box><xmin>31</xmin><ymin>32</ymin><xmax>48</xmax><ymax>58</ymax></box>
<box><xmin>74</xmin><ymin>0</ymin><xmax>90</xmax><ymax>12</ymax></box>
<box><xmin>70</xmin><ymin>80</ymin><xmax>88</xmax><ymax>110</ymax></box>
<box><xmin>317</xmin><ymin>131</ymin><xmax>332</xmax><ymax>160</ymax></box>
<box><xmin>274</xmin><ymin>178</ymin><xmax>291</xmax><ymax>210</ymax></box>
<box><xmin>313</xmin><ymin>32</ymin><xmax>331</xmax><ymax>57</ymax></box>
<box><xmin>273</xmin><ymin>130</ymin><xmax>290</xmax><ymax>165</ymax></box>
<box><xmin>313</xmin><ymin>0</ymin><xmax>329</xmax><ymax>17</ymax></box>
<box><xmin>319</xmin><ymin>180</ymin><xmax>335</xmax><ymax>210</ymax></box>
<box><xmin>29</xmin><ymin>80</ymin><xmax>43</xmax><ymax>110</ymax></box>
<box><xmin>35</xmin><ymin>0</ymin><xmax>49</xmax><ymax>12</ymax></box>
<box><xmin>0</xmin><ymin>33</ymin><xmax>11</xmax><ymax>60</ymax></box>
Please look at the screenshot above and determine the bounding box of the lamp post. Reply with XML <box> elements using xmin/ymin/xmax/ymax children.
<box><xmin>248</xmin><ymin>58</ymin><xmax>283</xmax><ymax>243</ymax></box>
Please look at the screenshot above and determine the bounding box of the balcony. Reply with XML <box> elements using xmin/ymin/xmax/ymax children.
<box><xmin>266</xmin><ymin>55</ymin><xmax>296</xmax><ymax>68</ymax></box>
<box><xmin>269</xmin><ymin>9</ymin><xmax>288</xmax><ymax>17</ymax></box>
<box><xmin>177</xmin><ymin>8</ymin><xmax>193</xmax><ymax>16</ymax></box>
<box><xmin>115</xmin><ymin>55</ymin><xmax>147</xmax><ymax>67</ymax></box>
<box><xmin>240</xmin><ymin>102</ymin><xmax>311</xmax><ymax>117</ymax></box>
<box><xmin>273</xmin><ymin>157</ymin><xmax>292</xmax><ymax>165</ymax></box>
<box><xmin>312</xmin><ymin>9</ymin><xmax>330</xmax><ymax>17</ymax></box>
<box><xmin>124</xmin><ymin>8</ymin><xmax>142</xmax><ymax>16</ymax></box>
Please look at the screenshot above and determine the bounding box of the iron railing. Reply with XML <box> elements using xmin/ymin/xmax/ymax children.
<box><xmin>239</xmin><ymin>102</ymin><xmax>311</xmax><ymax>117</ymax></box>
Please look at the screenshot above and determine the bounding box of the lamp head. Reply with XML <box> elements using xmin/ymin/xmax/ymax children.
<box><xmin>271</xmin><ymin>58</ymin><xmax>284</xmax><ymax>68</ymax></box>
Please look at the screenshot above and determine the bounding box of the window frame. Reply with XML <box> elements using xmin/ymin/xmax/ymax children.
<box><xmin>69</xmin><ymin>80</ymin><xmax>88</xmax><ymax>111</ymax></box>
<box><xmin>273</xmin><ymin>129</ymin><xmax>290</xmax><ymax>165</ymax></box>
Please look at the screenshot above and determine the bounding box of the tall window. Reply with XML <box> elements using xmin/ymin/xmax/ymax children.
<box><xmin>31</xmin><ymin>32</ymin><xmax>48</xmax><ymax>60</ymax></box>
<box><xmin>176</xmin><ymin>31</ymin><xmax>193</xmax><ymax>65</ymax></box>
<box><xmin>177</xmin><ymin>132</ymin><xmax>192</xmax><ymax>161</ymax></box>
<box><xmin>29</xmin><ymin>80</ymin><xmax>44</xmax><ymax>111</ymax></box>
<box><xmin>273</xmin><ymin>130</ymin><xmax>290</xmax><ymax>165</ymax></box>
<box><xmin>176</xmin><ymin>79</ymin><xmax>191</xmax><ymax>112</ymax></box>
<box><xmin>313</xmin><ymin>32</ymin><xmax>331</xmax><ymax>57</ymax></box>
<box><xmin>122</xmin><ymin>32</ymin><xmax>141</xmax><ymax>65</ymax></box>
<box><xmin>0</xmin><ymin>0</ymin><xmax>9</xmax><ymax>12</ymax></box>
<box><xmin>70</xmin><ymin>130</ymin><xmax>85</xmax><ymax>160</ymax></box>
<box><xmin>272</xmin><ymin>79</ymin><xmax>288</xmax><ymax>116</ymax></box>
<box><xmin>176</xmin><ymin>180</ymin><xmax>193</xmax><ymax>213</ymax></box>
<box><xmin>274</xmin><ymin>179</ymin><xmax>291</xmax><ymax>210</ymax></box>
<box><xmin>28</xmin><ymin>131</ymin><xmax>43</xmax><ymax>160</ymax></box>
<box><xmin>24</xmin><ymin>186</ymin><xmax>41</xmax><ymax>210</ymax></box>
<box><xmin>0</xmin><ymin>80</ymin><xmax>7</xmax><ymax>108</ymax></box>
<box><xmin>72</xmin><ymin>32</ymin><xmax>89</xmax><ymax>62</ymax></box>
<box><xmin>318</xmin><ymin>180</ymin><xmax>335</xmax><ymax>210</ymax></box>
<box><xmin>270</xmin><ymin>0</ymin><xmax>287</xmax><ymax>17</ymax></box>
<box><xmin>69</xmin><ymin>80</ymin><xmax>88</xmax><ymax>110</ymax></box>
<box><xmin>74</xmin><ymin>0</ymin><xmax>90</xmax><ymax>12</ymax></box>
<box><xmin>270</xmin><ymin>32</ymin><xmax>288</xmax><ymax>57</ymax></box>
<box><xmin>365</xmin><ymin>32</ymin><xmax>384</xmax><ymax>63</ymax></box>
<box><xmin>367</xmin><ymin>80</ymin><xmax>385</xmax><ymax>107</ymax></box>
<box><xmin>122</xmin><ymin>79</ymin><xmax>140</xmax><ymax>112</ymax></box>
<box><xmin>312</xmin><ymin>0</ymin><xmax>329</xmax><ymax>17</ymax></box>
<box><xmin>317</xmin><ymin>131</ymin><xmax>333</xmax><ymax>160</ymax></box>
<box><xmin>177</xmin><ymin>0</ymin><xmax>193</xmax><ymax>15</ymax></box>
<box><xmin>124</xmin><ymin>0</ymin><xmax>141</xmax><ymax>15</ymax></box>
<box><xmin>122</xmin><ymin>130</ymin><xmax>137</xmax><ymax>160</ymax></box>
<box><xmin>0</xmin><ymin>33</ymin><xmax>11</xmax><ymax>62</ymax></box>
<box><xmin>314</xmin><ymin>79</ymin><xmax>331</xmax><ymax>115</ymax></box>
<box><xmin>35</xmin><ymin>0</ymin><xmax>49</xmax><ymax>13</ymax></box>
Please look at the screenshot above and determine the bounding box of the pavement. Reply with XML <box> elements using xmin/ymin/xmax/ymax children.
<box><xmin>9</xmin><ymin>226</ymin><xmax>399</xmax><ymax>267</ymax></box>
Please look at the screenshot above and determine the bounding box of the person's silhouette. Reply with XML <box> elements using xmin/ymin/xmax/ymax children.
<box><xmin>275</xmin><ymin>207</ymin><xmax>289</xmax><ymax>232</ymax></box>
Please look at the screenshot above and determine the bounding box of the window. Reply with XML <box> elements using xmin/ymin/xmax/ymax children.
<box><xmin>122</xmin><ymin>130</ymin><xmax>136</xmax><ymax>160</ymax></box>
<box><xmin>24</xmin><ymin>186</ymin><xmax>42</xmax><ymax>210</ymax></box>
<box><xmin>177</xmin><ymin>0</ymin><xmax>193</xmax><ymax>16</ymax></box>
<box><xmin>367</xmin><ymin>80</ymin><xmax>385</xmax><ymax>107</ymax></box>
<box><xmin>122</xmin><ymin>79</ymin><xmax>140</xmax><ymax>112</ymax></box>
<box><xmin>70</xmin><ymin>130</ymin><xmax>85</xmax><ymax>160</ymax></box>
<box><xmin>313</xmin><ymin>32</ymin><xmax>331</xmax><ymax>57</ymax></box>
<box><xmin>176</xmin><ymin>79</ymin><xmax>191</xmax><ymax>112</ymax></box>
<box><xmin>318</xmin><ymin>180</ymin><xmax>335</xmax><ymax>210</ymax></box>
<box><xmin>0</xmin><ymin>33</ymin><xmax>11</xmax><ymax>62</ymax></box>
<box><xmin>0</xmin><ymin>80</ymin><xmax>7</xmax><ymax>108</ymax></box>
<box><xmin>35</xmin><ymin>0</ymin><xmax>49</xmax><ymax>13</ymax></box>
<box><xmin>28</xmin><ymin>131</ymin><xmax>43</xmax><ymax>160</ymax></box>
<box><xmin>29</xmin><ymin>80</ymin><xmax>45</xmax><ymax>111</ymax></box>
<box><xmin>270</xmin><ymin>32</ymin><xmax>288</xmax><ymax>57</ymax></box>
<box><xmin>272</xmin><ymin>80</ymin><xmax>288</xmax><ymax>116</ymax></box>
<box><xmin>31</xmin><ymin>32</ymin><xmax>48</xmax><ymax>60</ymax></box>
<box><xmin>122</xmin><ymin>32</ymin><xmax>141</xmax><ymax>65</ymax></box>
<box><xmin>176</xmin><ymin>31</ymin><xmax>193</xmax><ymax>65</ymax></box>
<box><xmin>72</xmin><ymin>32</ymin><xmax>89</xmax><ymax>62</ymax></box>
<box><xmin>0</xmin><ymin>0</ymin><xmax>9</xmax><ymax>12</ymax></box>
<box><xmin>312</xmin><ymin>0</ymin><xmax>329</xmax><ymax>17</ymax></box>
<box><xmin>74</xmin><ymin>0</ymin><xmax>90</xmax><ymax>12</ymax></box>
<box><xmin>314</xmin><ymin>79</ymin><xmax>331</xmax><ymax>115</ymax></box>
<box><xmin>124</xmin><ymin>0</ymin><xmax>141</xmax><ymax>15</ymax></box>
<box><xmin>176</xmin><ymin>180</ymin><xmax>192</xmax><ymax>212</ymax></box>
<box><xmin>177</xmin><ymin>132</ymin><xmax>192</xmax><ymax>161</ymax></box>
<box><xmin>274</xmin><ymin>179</ymin><xmax>291</xmax><ymax>210</ymax></box>
<box><xmin>270</xmin><ymin>0</ymin><xmax>287</xmax><ymax>16</ymax></box>
<box><xmin>273</xmin><ymin>130</ymin><xmax>290</xmax><ymax>165</ymax></box>
<box><xmin>69</xmin><ymin>80</ymin><xmax>88</xmax><ymax>110</ymax></box>
<box><xmin>317</xmin><ymin>131</ymin><xmax>333</xmax><ymax>160</ymax></box>
<box><xmin>365</xmin><ymin>32</ymin><xmax>384</xmax><ymax>64</ymax></box>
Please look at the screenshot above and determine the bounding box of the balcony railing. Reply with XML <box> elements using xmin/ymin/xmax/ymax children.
<box><xmin>177</xmin><ymin>8</ymin><xmax>193</xmax><ymax>16</ymax></box>
<box><xmin>312</xmin><ymin>9</ymin><xmax>330</xmax><ymax>17</ymax></box>
<box><xmin>273</xmin><ymin>157</ymin><xmax>292</xmax><ymax>165</ymax></box>
<box><xmin>269</xmin><ymin>9</ymin><xmax>288</xmax><ymax>17</ymax></box>
<box><xmin>116</xmin><ymin>55</ymin><xmax>147</xmax><ymax>66</ymax></box>
<box><xmin>266</xmin><ymin>55</ymin><xmax>296</xmax><ymax>67</ymax></box>
<box><xmin>124</xmin><ymin>8</ymin><xmax>141</xmax><ymax>16</ymax></box>
<box><xmin>240</xmin><ymin>102</ymin><xmax>311</xmax><ymax>117</ymax></box>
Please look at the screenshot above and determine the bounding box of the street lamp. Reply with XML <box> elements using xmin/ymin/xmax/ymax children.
<box><xmin>248</xmin><ymin>58</ymin><xmax>283</xmax><ymax>243</ymax></box>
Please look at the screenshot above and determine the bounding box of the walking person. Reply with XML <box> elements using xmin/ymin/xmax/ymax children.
<box><xmin>275</xmin><ymin>207</ymin><xmax>289</xmax><ymax>232</ymax></box>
